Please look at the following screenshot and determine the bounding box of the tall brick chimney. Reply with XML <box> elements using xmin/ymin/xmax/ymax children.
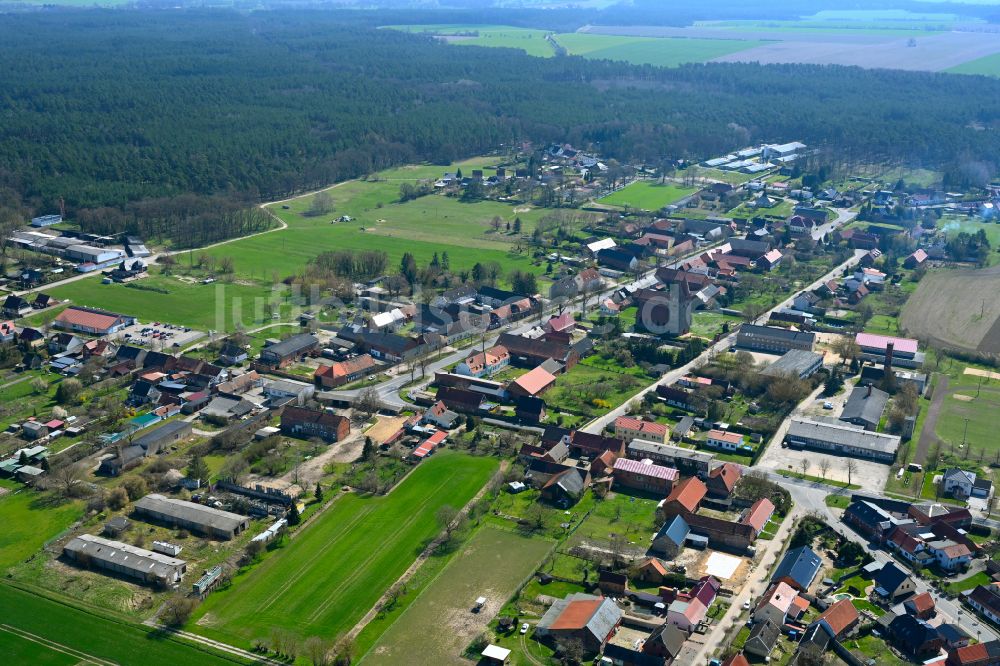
<box><xmin>884</xmin><ymin>341</ymin><xmax>894</xmax><ymax>381</ymax></box>
<box><xmin>867</xmin><ymin>383</ymin><xmax>872</xmax><ymax>397</ymax></box>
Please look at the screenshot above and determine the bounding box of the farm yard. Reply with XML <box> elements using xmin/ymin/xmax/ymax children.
<box><xmin>191</xmin><ymin>452</ymin><xmax>498</xmax><ymax>649</ymax></box>
<box><xmin>0</xmin><ymin>585</ymin><xmax>239</xmax><ymax>666</ymax></box>
<box><xmin>900</xmin><ymin>265</ymin><xmax>1000</xmax><ymax>355</ymax></box>
<box><xmin>360</xmin><ymin>527</ymin><xmax>554</xmax><ymax>664</ymax></box>
<box><xmin>598</xmin><ymin>181</ymin><xmax>700</xmax><ymax>211</ymax></box>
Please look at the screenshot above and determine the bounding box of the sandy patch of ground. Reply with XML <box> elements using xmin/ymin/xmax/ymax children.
<box><xmin>954</xmin><ymin>394</ymin><xmax>975</xmax><ymax>402</ymax></box>
<box><xmin>965</xmin><ymin>368</ymin><xmax>1000</xmax><ymax>381</ymax></box>
<box><xmin>675</xmin><ymin>548</ymin><xmax>750</xmax><ymax>584</ymax></box>
<box><xmin>704</xmin><ymin>552</ymin><xmax>742</xmax><ymax>579</ymax></box>
<box><xmin>365</xmin><ymin>415</ymin><xmax>410</xmax><ymax>444</ymax></box>
<box><xmin>0</xmin><ymin>486</ymin><xmax>9</xmax><ymax>498</ymax></box>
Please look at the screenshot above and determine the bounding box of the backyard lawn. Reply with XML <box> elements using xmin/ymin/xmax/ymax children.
<box><xmin>361</xmin><ymin>527</ymin><xmax>554</xmax><ymax>664</ymax></box>
<box><xmin>598</xmin><ymin>181</ymin><xmax>698</xmax><ymax>211</ymax></box>
<box><xmin>191</xmin><ymin>452</ymin><xmax>498</xmax><ymax>648</ymax></box>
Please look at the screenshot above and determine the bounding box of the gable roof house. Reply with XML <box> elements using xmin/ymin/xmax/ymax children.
<box><xmin>652</xmin><ymin>514</ymin><xmax>691</xmax><ymax>558</ymax></box>
<box><xmin>772</xmin><ymin>546</ymin><xmax>822</xmax><ymax>592</ymax></box>
<box><xmin>455</xmin><ymin>345</ymin><xmax>510</xmax><ymax>378</ymax></box>
<box><xmin>744</xmin><ymin>618</ymin><xmax>781</xmax><ymax>659</ymax></box>
<box><xmin>904</xmin><ymin>592</ymin><xmax>936</xmax><ymax>620</ymax></box>
<box><xmin>258</xmin><ymin>334</ymin><xmax>319</xmax><ymax>368</ymax></box>
<box><xmin>280</xmin><ymin>406</ymin><xmax>350</xmax><ymax>443</ymax></box>
<box><xmin>889</xmin><ymin>613</ymin><xmax>943</xmax><ymax>659</ymax></box>
<box><xmin>597</xmin><ymin>248</ymin><xmax>639</xmax><ymax>272</ymax></box>
<box><xmin>2</xmin><ymin>295</ymin><xmax>33</xmax><ymax>317</ymax></box>
<box><xmin>540</xmin><ymin>467</ymin><xmax>588</xmax><ymax>507</ymax></box>
<box><xmin>969</xmin><ymin>584</ymin><xmax>1000</xmax><ymax>625</ymax></box>
<box><xmin>813</xmin><ymin>598</ymin><xmax>860</xmax><ymax>640</ymax></box>
<box><xmin>535</xmin><ymin>593</ymin><xmax>623</xmax><ymax>651</ymax></box>
<box><xmin>874</xmin><ymin>562</ymin><xmax>916</xmax><ymax>601</ymax></box>
<box><xmin>741</xmin><ymin>498</ymin><xmax>775</xmax><ymax>536</ymax></box>
<box><xmin>754</xmin><ymin>581</ymin><xmax>799</xmax><ymax>628</ymax></box>
<box><xmin>706</xmin><ymin>462</ymin><xmax>742</xmax><ymax>499</ymax></box>
<box><xmin>509</xmin><ymin>365</ymin><xmax>557</xmax><ymax>398</ymax></box>
<box><xmin>659</xmin><ymin>477</ymin><xmax>707</xmax><ymax>517</ymax></box>
<box><xmin>612</xmin><ymin>457</ymin><xmax>678</xmax><ymax>495</ymax></box>
<box><xmin>314</xmin><ymin>354</ymin><xmax>378</xmax><ymax>389</ymax></box>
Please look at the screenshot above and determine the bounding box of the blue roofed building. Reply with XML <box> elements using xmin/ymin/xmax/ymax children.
<box><xmin>771</xmin><ymin>545</ymin><xmax>822</xmax><ymax>592</ymax></box>
<box><xmin>652</xmin><ymin>514</ymin><xmax>690</xmax><ymax>558</ymax></box>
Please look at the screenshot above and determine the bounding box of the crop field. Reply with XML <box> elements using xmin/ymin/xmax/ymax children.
<box><xmin>192</xmin><ymin>452</ymin><xmax>498</xmax><ymax>647</ymax></box>
<box><xmin>949</xmin><ymin>53</ymin><xmax>1000</xmax><ymax>77</ymax></box>
<box><xmin>386</xmin><ymin>24</ymin><xmax>555</xmax><ymax>57</ymax></box>
<box><xmin>47</xmin><ymin>271</ymin><xmax>285</xmax><ymax>332</ymax></box>
<box><xmin>0</xmin><ymin>585</ymin><xmax>240</xmax><ymax>666</ymax></box>
<box><xmin>599</xmin><ymin>181</ymin><xmax>699</xmax><ymax>210</ymax></box>
<box><xmin>361</xmin><ymin>527</ymin><xmax>554</xmax><ymax>664</ymax></box>
<box><xmin>554</xmin><ymin>33</ymin><xmax>766</xmax><ymax>67</ymax></box>
<box><xmin>0</xmin><ymin>484</ymin><xmax>83</xmax><ymax>569</ymax></box>
<box><xmin>900</xmin><ymin>266</ymin><xmax>1000</xmax><ymax>355</ymax></box>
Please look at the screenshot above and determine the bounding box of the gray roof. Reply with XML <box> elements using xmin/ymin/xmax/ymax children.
<box><xmin>134</xmin><ymin>494</ymin><xmax>248</xmax><ymax>534</ymax></box>
<box><xmin>628</xmin><ymin>439</ymin><xmax>713</xmax><ymax>464</ymax></box>
<box><xmin>261</xmin><ymin>334</ymin><xmax>318</xmax><ymax>359</ymax></box>
<box><xmin>537</xmin><ymin>593</ymin><xmax>623</xmax><ymax>643</ymax></box>
<box><xmin>202</xmin><ymin>396</ymin><xmax>254</xmax><ymax>419</ymax></box>
<box><xmin>772</xmin><ymin>546</ymin><xmax>822</xmax><ymax>589</ymax></box>
<box><xmin>761</xmin><ymin>350</ymin><xmax>824</xmax><ymax>378</ymax></box>
<box><xmin>674</xmin><ymin>416</ymin><xmax>695</xmax><ymax>437</ymax></box>
<box><xmin>133</xmin><ymin>421</ymin><xmax>191</xmax><ymax>450</ymax></box>
<box><xmin>787</xmin><ymin>418</ymin><xmax>900</xmax><ymax>456</ymax></box>
<box><xmin>840</xmin><ymin>385</ymin><xmax>889</xmax><ymax>426</ymax></box>
<box><xmin>874</xmin><ymin>562</ymin><xmax>911</xmax><ymax>595</ymax></box>
<box><xmin>738</xmin><ymin>324</ymin><xmax>816</xmax><ymax>346</ymax></box>
<box><xmin>64</xmin><ymin>534</ymin><xmax>185</xmax><ymax>582</ymax></box>
<box><xmin>746</xmin><ymin>618</ymin><xmax>780</xmax><ymax>654</ymax></box>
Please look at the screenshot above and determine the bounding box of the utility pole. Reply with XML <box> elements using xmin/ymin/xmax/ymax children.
<box><xmin>962</xmin><ymin>417</ymin><xmax>970</xmax><ymax>449</ymax></box>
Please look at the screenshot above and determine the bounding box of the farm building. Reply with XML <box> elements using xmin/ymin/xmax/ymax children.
<box><xmin>628</xmin><ymin>439</ymin><xmax>714</xmax><ymax>478</ymax></box>
<box><xmin>133</xmin><ymin>494</ymin><xmax>250</xmax><ymax>540</ymax></box>
<box><xmin>855</xmin><ymin>333</ymin><xmax>923</xmax><ymax>368</ymax></box>
<box><xmin>535</xmin><ymin>593</ymin><xmax>623</xmax><ymax>652</ymax></box>
<box><xmin>63</xmin><ymin>534</ymin><xmax>186</xmax><ymax>588</ymax></box>
<box><xmin>786</xmin><ymin>418</ymin><xmax>899</xmax><ymax>463</ymax></box>
<box><xmin>612</xmin><ymin>457</ymin><xmax>678</xmax><ymax>495</ymax></box>
<box><xmin>314</xmin><ymin>354</ymin><xmax>377</xmax><ymax>388</ymax></box>
<box><xmin>258</xmin><ymin>334</ymin><xmax>319</xmax><ymax>368</ymax></box>
<box><xmin>98</xmin><ymin>420</ymin><xmax>193</xmax><ymax>476</ymax></box>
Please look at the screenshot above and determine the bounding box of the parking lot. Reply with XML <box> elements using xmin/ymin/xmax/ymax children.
<box><xmin>111</xmin><ymin>321</ymin><xmax>205</xmax><ymax>350</ymax></box>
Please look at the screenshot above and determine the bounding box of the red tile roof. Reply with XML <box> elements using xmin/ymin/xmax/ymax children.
<box><xmin>708</xmin><ymin>429</ymin><xmax>744</xmax><ymax>445</ymax></box>
<box><xmin>709</xmin><ymin>462</ymin><xmax>742</xmax><ymax>494</ymax></box>
<box><xmin>512</xmin><ymin>366</ymin><xmax>557</xmax><ymax>396</ymax></box>
<box><xmin>413</xmin><ymin>430</ymin><xmax>446</xmax><ymax>458</ymax></box>
<box><xmin>741</xmin><ymin>498</ymin><xmax>775</xmax><ymax>533</ymax></box>
<box><xmin>55</xmin><ymin>306</ymin><xmax>122</xmax><ymax>332</ymax></box>
<box><xmin>905</xmin><ymin>592</ymin><xmax>935</xmax><ymax>615</ymax></box>
<box><xmin>615</xmin><ymin>416</ymin><xmax>668</xmax><ymax>438</ymax></box>
<box><xmin>950</xmin><ymin>643</ymin><xmax>988</xmax><ymax>666</ymax></box>
<box><xmin>817</xmin><ymin>598</ymin><xmax>859</xmax><ymax>637</ymax></box>
<box><xmin>722</xmin><ymin>655</ymin><xmax>750</xmax><ymax>666</ymax></box>
<box><xmin>665</xmin><ymin>477</ymin><xmax>707</xmax><ymax>513</ymax></box>
<box><xmin>550</xmin><ymin>599</ymin><xmax>604</xmax><ymax>630</ymax></box>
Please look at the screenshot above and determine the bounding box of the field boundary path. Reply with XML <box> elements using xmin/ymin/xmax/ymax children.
<box><xmin>915</xmin><ymin>375</ymin><xmax>949</xmax><ymax>464</ymax></box>
<box><xmin>344</xmin><ymin>462</ymin><xmax>507</xmax><ymax>644</ymax></box>
<box><xmin>0</xmin><ymin>623</ymin><xmax>118</xmax><ymax>666</ymax></box>
<box><xmin>141</xmin><ymin>622</ymin><xmax>283</xmax><ymax>665</ymax></box>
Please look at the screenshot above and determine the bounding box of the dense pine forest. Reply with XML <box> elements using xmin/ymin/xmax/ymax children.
<box><xmin>0</xmin><ymin>9</ymin><xmax>998</xmax><ymax>221</ymax></box>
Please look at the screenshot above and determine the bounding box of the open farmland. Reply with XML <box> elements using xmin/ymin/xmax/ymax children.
<box><xmin>361</xmin><ymin>527</ymin><xmax>554</xmax><ymax>664</ymax></box>
<box><xmin>554</xmin><ymin>33</ymin><xmax>766</xmax><ymax>67</ymax></box>
<box><xmin>599</xmin><ymin>181</ymin><xmax>699</xmax><ymax>210</ymax></box>
<box><xmin>386</xmin><ymin>24</ymin><xmax>555</xmax><ymax>57</ymax></box>
<box><xmin>900</xmin><ymin>266</ymin><xmax>1000</xmax><ymax>355</ymax></box>
<box><xmin>949</xmin><ymin>52</ymin><xmax>1000</xmax><ymax>77</ymax></box>
<box><xmin>191</xmin><ymin>452</ymin><xmax>498</xmax><ymax>648</ymax></box>
<box><xmin>0</xmin><ymin>483</ymin><xmax>84</xmax><ymax>569</ymax></box>
<box><xmin>0</xmin><ymin>585</ymin><xmax>240</xmax><ymax>666</ymax></box>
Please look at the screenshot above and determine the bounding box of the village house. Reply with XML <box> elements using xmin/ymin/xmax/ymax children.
<box><xmin>744</xmin><ymin>619</ymin><xmax>781</xmax><ymax>659</ymax></box>
<box><xmin>968</xmin><ymin>584</ymin><xmax>1000</xmax><ymax>625</ymax></box>
<box><xmin>874</xmin><ymin>562</ymin><xmax>917</xmax><ymax>602</ymax></box>
<box><xmin>455</xmin><ymin>345</ymin><xmax>510</xmax><ymax>378</ymax></box>
<box><xmin>813</xmin><ymin>598</ymin><xmax>860</xmax><ymax>640</ymax></box>
<box><xmin>508</xmin><ymin>365</ymin><xmax>557</xmax><ymax>398</ymax></box>
<box><xmin>706</xmin><ymin>462</ymin><xmax>742</xmax><ymax>499</ymax></box>
<box><xmin>614</xmin><ymin>416</ymin><xmax>668</xmax><ymax>444</ymax></box>
<box><xmin>771</xmin><ymin>546</ymin><xmax>822</xmax><ymax>591</ymax></box>
<box><xmin>754</xmin><ymin>581</ymin><xmax>799</xmax><ymax>627</ymax></box>
<box><xmin>904</xmin><ymin>592</ymin><xmax>936</xmax><ymax>620</ymax></box>
<box><xmin>706</xmin><ymin>429</ymin><xmax>746</xmax><ymax>452</ymax></box>
<box><xmin>652</xmin><ymin>514</ymin><xmax>691</xmax><ymax>558</ymax></box>
<box><xmin>280</xmin><ymin>406</ymin><xmax>350</xmax><ymax>443</ymax></box>
<box><xmin>314</xmin><ymin>354</ymin><xmax>378</xmax><ymax>389</ymax></box>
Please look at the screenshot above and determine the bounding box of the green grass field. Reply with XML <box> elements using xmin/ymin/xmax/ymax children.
<box><xmin>940</xmin><ymin>215</ymin><xmax>1000</xmax><ymax>247</ymax></box>
<box><xmin>205</xmin><ymin>158</ymin><xmax>556</xmax><ymax>285</ymax></box>
<box><xmin>192</xmin><ymin>452</ymin><xmax>498</xmax><ymax>647</ymax></box>
<box><xmin>47</xmin><ymin>271</ymin><xmax>288</xmax><ymax>332</ymax></box>
<box><xmin>361</xmin><ymin>527</ymin><xmax>554</xmax><ymax>664</ymax></box>
<box><xmin>935</xmin><ymin>387</ymin><xmax>1000</xmax><ymax>456</ymax></box>
<box><xmin>598</xmin><ymin>181</ymin><xmax>699</xmax><ymax>210</ymax></box>
<box><xmin>0</xmin><ymin>484</ymin><xmax>84</xmax><ymax>569</ymax></box>
<box><xmin>0</xmin><ymin>584</ymin><xmax>242</xmax><ymax>666</ymax></box>
<box><xmin>555</xmin><ymin>33</ymin><xmax>766</xmax><ymax>67</ymax></box>
<box><xmin>949</xmin><ymin>53</ymin><xmax>1000</xmax><ymax>77</ymax></box>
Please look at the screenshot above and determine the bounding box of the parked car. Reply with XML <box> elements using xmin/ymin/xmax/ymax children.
<box><xmin>520</xmin><ymin>623</ymin><xmax>529</xmax><ymax>635</ymax></box>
